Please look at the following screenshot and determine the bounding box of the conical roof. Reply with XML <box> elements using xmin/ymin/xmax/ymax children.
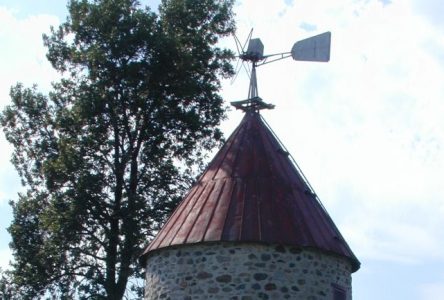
<box><xmin>141</xmin><ymin>111</ymin><xmax>360</xmax><ymax>271</ymax></box>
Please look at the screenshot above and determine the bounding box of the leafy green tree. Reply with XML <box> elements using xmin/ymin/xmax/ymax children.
<box><xmin>0</xmin><ymin>0</ymin><xmax>234</xmax><ymax>298</ymax></box>
<box><xmin>0</xmin><ymin>269</ymin><xmax>16</xmax><ymax>299</ymax></box>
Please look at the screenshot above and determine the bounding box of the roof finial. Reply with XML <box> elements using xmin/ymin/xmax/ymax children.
<box><xmin>230</xmin><ymin>30</ymin><xmax>332</xmax><ymax>113</ymax></box>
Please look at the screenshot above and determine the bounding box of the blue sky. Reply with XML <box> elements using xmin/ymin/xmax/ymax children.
<box><xmin>1</xmin><ymin>0</ymin><xmax>444</xmax><ymax>299</ymax></box>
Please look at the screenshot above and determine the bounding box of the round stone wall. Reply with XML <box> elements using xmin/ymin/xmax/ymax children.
<box><xmin>144</xmin><ymin>242</ymin><xmax>352</xmax><ymax>300</ymax></box>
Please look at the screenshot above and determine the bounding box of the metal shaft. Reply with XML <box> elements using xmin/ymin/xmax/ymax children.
<box><xmin>248</xmin><ymin>63</ymin><xmax>258</xmax><ymax>99</ymax></box>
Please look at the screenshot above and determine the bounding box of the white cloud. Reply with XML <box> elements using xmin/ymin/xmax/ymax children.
<box><xmin>0</xmin><ymin>7</ymin><xmax>60</xmax><ymax>101</ymax></box>
<box><xmin>420</xmin><ymin>280</ymin><xmax>444</xmax><ymax>300</ymax></box>
<box><xmin>411</xmin><ymin>0</ymin><xmax>444</xmax><ymax>30</ymax></box>
<box><xmin>0</xmin><ymin>248</ymin><xmax>12</xmax><ymax>270</ymax></box>
<box><xmin>0</xmin><ymin>7</ymin><xmax>60</xmax><ymax>205</ymax></box>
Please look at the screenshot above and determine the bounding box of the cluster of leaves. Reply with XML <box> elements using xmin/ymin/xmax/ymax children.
<box><xmin>0</xmin><ymin>0</ymin><xmax>235</xmax><ymax>298</ymax></box>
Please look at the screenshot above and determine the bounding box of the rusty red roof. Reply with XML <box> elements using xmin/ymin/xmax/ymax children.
<box><xmin>141</xmin><ymin>111</ymin><xmax>360</xmax><ymax>271</ymax></box>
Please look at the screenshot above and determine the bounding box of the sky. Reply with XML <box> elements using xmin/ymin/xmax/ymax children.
<box><xmin>1</xmin><ymin>0</ymin><xmax>444</xmax><ymax>299</ymax></box>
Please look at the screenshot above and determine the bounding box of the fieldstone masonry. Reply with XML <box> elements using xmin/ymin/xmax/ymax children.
<box><xmin>144</xmin><ymin>242</ymin><xmax>352</xmax><ymax>299</ymax></box>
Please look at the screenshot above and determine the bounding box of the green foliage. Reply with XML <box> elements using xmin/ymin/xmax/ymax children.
<box><xmin>0</xmin><ymin>0</ymin><xmax>235</xmax><ymax>298</ymax></box>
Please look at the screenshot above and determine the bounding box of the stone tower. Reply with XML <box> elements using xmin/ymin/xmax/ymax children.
<box><xmin>140</xmin><ymin>110</ymin><xmax>360</xmax><ymax>299</ymax></box>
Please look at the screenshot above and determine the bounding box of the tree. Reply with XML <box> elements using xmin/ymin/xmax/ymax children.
<box><xmin>0</xmin><ymin>269</ymin><xmax>16</xmax><ymax>299</ymax></box>
<box><xmin>0</xmin><ymin>0</ymin><xmax>235</xmax><ymax>298</ymax></box>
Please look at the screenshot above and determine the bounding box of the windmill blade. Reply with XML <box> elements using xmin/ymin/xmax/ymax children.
<box><xmin>230</xmin><ymin>57</ymin><xmax>243</xmax><ymax>84</ymax></box>
<box><xmin>230</xmin><ymin>60</ymin><xmax>250</xmax><ymax>85</ymax></box>
<box><xmin>231</xmin><ymin>29</ymin><xmax>254</xmax><ymax>85</ymax></box>
<box><xmin>291</xmin><ymin>32</ymin><xmax>331</xmax><ymax>62</ymax></box>
<box><xmin>242</xmin><ymin>28</ymin><xmax>254</xmax><ymax>53</ymax></box>
<box><xmin>231</xmin><ymin>34</ymin><xmax>243</xmax><ymax>84</ymax></box>
<box><xmin>233</xmin><ymin>34</ymin><xmax>243</xmax><ymax>55</ymax></box>
<box><xmin>233</xmin><ymin>28</ymin><xmax>253</xmax><ymax>55</ymax></box>
<box><xmin>242</xmin><ymin>61</ymin><xmax>251</xmax><ymax>79</ymax></box>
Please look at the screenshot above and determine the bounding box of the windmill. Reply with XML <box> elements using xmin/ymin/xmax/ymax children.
<box><xmin>142</xmin><ymin>28</ymin><xmax>360</xmax><ymax>300</ymax></box>
<box><xmin>231</xmin><ymin>31</ymin><xmax>332</xmax><ymax>111</ymax></box>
